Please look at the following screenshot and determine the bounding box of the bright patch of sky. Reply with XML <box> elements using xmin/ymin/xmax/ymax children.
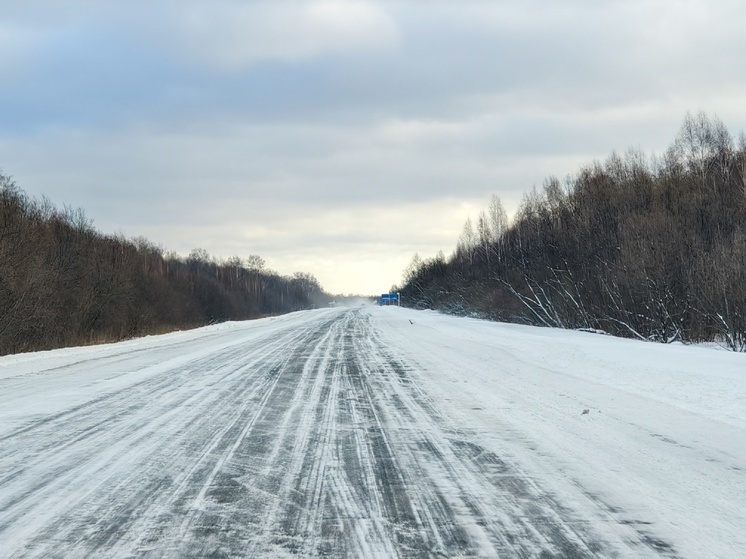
<box><xmin>1</xmin><ymin>0</ymin><xmax>745</xmax><ymax>294</ymax></box>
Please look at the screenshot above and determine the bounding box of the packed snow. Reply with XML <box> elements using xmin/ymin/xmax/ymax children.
<box><xmin>0</xmin><ymin>307</ymin><xmax>743</xmax><ymax>558</ymax></box>
<box><xmin>375</xmin><ymin>308</ymin><xmax>746</xmax><ymax>558</ymax></box>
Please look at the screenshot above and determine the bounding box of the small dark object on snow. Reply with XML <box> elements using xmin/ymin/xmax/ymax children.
<box><xmin>581</xmin><ymin>409</ymin><xmax>590</xmax><ymax>415</ymax></box>
<box><xmin>409</xmin><ymin>319</ymin><xmax>414</xmax><ymax>324</ymax></box>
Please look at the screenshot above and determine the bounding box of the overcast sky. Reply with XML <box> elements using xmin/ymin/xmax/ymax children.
<box><xmin>2</xmin><ymin>0</ymin><xmax>745</xmax><ymax>294</ymax></box>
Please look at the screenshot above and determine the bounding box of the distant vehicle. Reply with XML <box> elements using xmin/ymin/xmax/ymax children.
<box><xmin>379</xmin><ymin>293</ymin><xmax>400</xmax><ymax>306</ymax></box>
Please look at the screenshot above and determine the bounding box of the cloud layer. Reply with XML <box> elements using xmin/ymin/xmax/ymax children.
<box><xmin>2</xmin><ymin>0</ymin><xmax>745</xmax><ymax>294</ymax></box>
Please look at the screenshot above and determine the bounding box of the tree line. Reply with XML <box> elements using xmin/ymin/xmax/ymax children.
<box><xmin>0</xmin><ymin>176</ymin><xmax>329</xmax><ymax>355</ymax></box>
<box><xmin>399</xmin><ymin>113</ymin><xmax>746</xmax><ymax>351</ymax></box>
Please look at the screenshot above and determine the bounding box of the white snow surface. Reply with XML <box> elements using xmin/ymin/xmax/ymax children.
<box><xmin>0</xmin><ymin>307</ymin><xmax>744</xmax><ymax>558</ymax></box>
<box><xmin>376</xmin><ymin>308</ymin><xmax>746</xmax><ymax>558</ymax></box>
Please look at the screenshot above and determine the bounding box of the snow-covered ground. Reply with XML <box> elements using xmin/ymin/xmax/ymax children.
<box><xmin>0</xmin><ymin>307</ymin><xmax>743</xmax><ymax>558</ymax></box>
<box><xmin>376</xmin><ymin>308</ymin><xmax>746</xmax><ymax>558</ymax></box>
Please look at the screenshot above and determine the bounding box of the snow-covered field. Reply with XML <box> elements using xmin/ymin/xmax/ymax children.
<box><xmin>0</xmin><ymin>307</ymin><xmax>743</xmax><ymax>558</ymax></box>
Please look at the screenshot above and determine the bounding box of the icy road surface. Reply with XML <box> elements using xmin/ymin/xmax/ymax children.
<box><xmin>1</xmin><ymin>308</ymin><xmax>744</xmax><ymax>558</ymax></box>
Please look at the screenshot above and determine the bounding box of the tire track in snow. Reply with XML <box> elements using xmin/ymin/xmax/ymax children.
<box><xmin>0</xmin><ymin>315</ymin><xmax>334</xmax><ymax>557</ymax></box>
<box><xmin>86</xmin><ymin>316</ymin><xmax>335</xmax><ymax>557</ymax></box>
<box><xmin>1</xmin><ymin>309</ymin><xmax>676</xmax><ymax>558</ymax></box>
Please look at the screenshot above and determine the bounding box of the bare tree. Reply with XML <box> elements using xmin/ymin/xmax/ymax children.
<box><xmin>488</xmin><ymin>195</ymin><xmax>508</xmax><ymax>262</ymax></box>
<box><xmin>457</xmin><ymin>217</ymin><xmax>476</xmax><ymax>267</ymax></box>
<box><xmin>245</xmin><ymin>254</ymin><xmax>265</xmax><ymax>271</ymax></box>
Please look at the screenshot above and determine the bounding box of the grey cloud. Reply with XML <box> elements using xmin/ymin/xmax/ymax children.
<box><xmin>2</xmin><ymin>0</ymin><xmax>746</xmax><ymax>293</ymax></box>
<box><xmin>6</xmin><ymin>0</ymin><xmax>746</xmax><ymax>131</ymax></box>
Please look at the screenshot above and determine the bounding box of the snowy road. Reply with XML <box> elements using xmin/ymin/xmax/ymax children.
<box><xmin>1</xmin><ymin>308</ymin><xmax>744</xmax><ymax>558</ymax></box>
